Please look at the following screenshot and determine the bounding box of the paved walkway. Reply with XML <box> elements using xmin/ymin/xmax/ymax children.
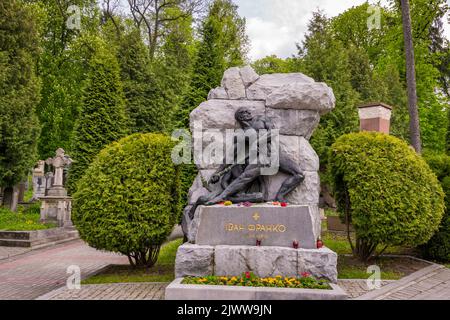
<box><xmin>1</xmin><ymin>239</ymin><xmax>449</xmax><ymax>300</ymax></box>
<box><xmin>37</xmin><ymin>282</ymin><xmax>167</xmax><ymax>300</ymax></box>
<box><xmin>337</xmin><ymin>280</ymin><xmax>395</xmax><ymax>299</ymax></box>
<box><xmin>0</xmin><ymin>246</ymin><xmax>30</xmax><ymax>261</ymax></box>
<box><xmin>0</xmin><ymin>240</ymin><xmax>128</xmax><ymax>300</ymax></box>
<box><xmin>356</xmin><ymin>264</ymin><xmax>450</xmax><ymax>300</ymax></box>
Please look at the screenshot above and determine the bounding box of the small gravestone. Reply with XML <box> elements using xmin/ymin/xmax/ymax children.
<box><xmin>172</xmin><ymin>66</ymin><xmax>339</xmax><ymax>287</ymax></box>
<box><xmin>32</xmin><ymin>160</ymin><xmax>46</xmax><ymax>200</ymax></box>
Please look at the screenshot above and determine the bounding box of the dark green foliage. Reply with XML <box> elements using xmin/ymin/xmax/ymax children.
<box><xmin>72</xmin><ymin>133</ymin><xmax>180</xmax><ymax>267</ymax></box>
<box><xmin>177</xmin><ymin>0</ymin><xmax>248</xmax><ymax>128</ymax></box>
<box><xmin>0</xmin><ymin>0</ymin><xmax>41</xmax><ymax>188</ymax></box>
<box><xmin>330</xmin><ymin>132</ymin><xmax>445</xmax><ymax>261</ymax></box>
<box><xmin>35</xmin><ymin>0</ymin><xmax>98</xmax><ymax>159</ymax></box>
<box><xmin>420</xmin><ymin>152</ymin><xmax>450</xmax><ymax>262</ymax></box>
<box><xmin>68</xmin><ymin>42</ymin><xmax>128</xmax><ymax>193</ymax></box>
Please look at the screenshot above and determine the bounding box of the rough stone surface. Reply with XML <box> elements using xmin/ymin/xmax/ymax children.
<box><xmin>173</xmin><ymin>244</ymin><xmax>338</xmax><ymax>284</ymax></box>
<box><xmin>187</xmin><ymin>170</ymin><xmax>218</xmax><ymax>204</ymax></box>
<box><xmin>246</xmin><ymin>73</ymin><xmax>315</xmax><ymax>100</ymax></box>
<box><xmin>207</xmin><ymin>87</ymin><xmax>228</xmax><ymax>100</ymax></box>
<box><xmin>298</xmin><ymin>247</ymin><xmax>338</xmax><ymax>283</ymax></box>
<box><xmin>277</xmin><ymin>136</ymin><xmax>319</xmax><ymax>172</ymax></box>
<box><xmin>175</xmin><ymin>244</ymin><xmax>214</xmax><ymax>278</ymax></box>
<box><xmin>215</xmin><ymin>245</ymin><xmax>298</xmax><ymax>278</ymax></box>
<box><xmin>194</xmin><ymin>205</ymin><xmax>318</xmax><ymax>248</ymax></box>
<box><xmin>221</xmin><ymin>67</ymin><xmax>246</xmax><ymax>100</ymax></box>
<box><xmin>190</xmin><ymin>99</ymin><xmax>266</xmax><ymax>131</ymax></box>
<box><xmin>263</xmin><ymin>171</ymin><xmax>320</xmax><ymax>205</ymax></box>
<box><xmin>266</xmin><ymin>82</ymin><xmax>335</xmax><ymax>114</ymax></box>
<box><xmin>266</xmin><ymin>108</ymin><xmax>320</xmax><ymax>139</ymax></box>
<box><xmin>239</xmin><ymin>66</ymin><xmax>260</xmax><ymax>88</ymax></box>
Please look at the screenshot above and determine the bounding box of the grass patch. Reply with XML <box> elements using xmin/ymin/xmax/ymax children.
<box><xmin>322</xmin><ymin>232</ymin><xmax>414</xmax><ymax>256</ymax></box>
<box><xmin>82</xmin><ymin>238</ymin><xmax>183</xmax><ymax>284</ymax></box>
<box><xmin>337</xmin><ymin>255</ymin><xmax>430</xmax><ymax>280</ymax></box>
<box><xmin>445</xmin><ymin>264</ymin><xmax>450</xmax><ymax>269</ymax></box>
<box><xmin>0</xmin><ymin>203</ymin><xmax>56</xmax><ymax>231</ymax></box>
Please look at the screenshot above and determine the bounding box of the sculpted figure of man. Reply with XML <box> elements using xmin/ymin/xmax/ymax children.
<box><xmin>206</xmin><ymin>107</ymin><xmax>305</xmax><ymax>204</ymax></box>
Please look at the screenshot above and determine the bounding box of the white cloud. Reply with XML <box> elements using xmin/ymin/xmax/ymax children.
<box><xmin>235</xmin><ymin>0</ymin><xmax>450</xmax><ymax>61</ymax></box>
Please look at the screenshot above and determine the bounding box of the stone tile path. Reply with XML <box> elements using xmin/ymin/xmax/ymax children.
<box><xmin>356</xmin><ymin>264</ymin><xmax>450</xmax><ymax>300</ymax></box>
<box><xmin>1</xmin><ymin>238</ymin><xmax>449</xmax><ymax>300</ymax></box>
<box><xmin>0</xmin><ymin>246</ymin><xmax>31</xmax><ymax>261</ymax></box>
<box><xmin>337</xmin><ymin>279</ymin><xmax>395</xmax><ymax>299</ymax></box>
<box><xmin>37</xmin><ymin>282</ymin><xmax>168</xmax><ymax>300</ymax></box>
<box><xmin>0</xmin><ymin>240</ymin><xmax>128</xmax><ymax>300</ymax></box>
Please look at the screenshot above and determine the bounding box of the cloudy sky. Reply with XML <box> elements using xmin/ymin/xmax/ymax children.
<box><xmin>233</xmin><ymin>0</ymin><xmax>450</xmax><ymax>61</ymax></box>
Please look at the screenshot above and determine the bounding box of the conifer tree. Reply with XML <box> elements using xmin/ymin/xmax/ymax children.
<box><xmin>177</xmin><ymin>0</ymin><xmax>248</xmax><ymax>128</ymax></box>
<box><xmin>68</xmin><ymin>41</ymin><xmax>128</xmax><ymax>193</ymax></box>
<box><xmin>0</xmin><ymin>0</ymin><xmax>41</xmax><ymax>189</ymax></box>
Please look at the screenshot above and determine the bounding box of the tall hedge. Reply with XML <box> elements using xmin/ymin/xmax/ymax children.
<box><xmin>68</xmin><ymin>42</ymin><xmax>128</xmax><ymax>193</ymax></box>
<box><xmin>0</xmin><ymin>0</ymin><xmax>41</xmax><ymax>189</ymax></box>
<box><xmin>330</xmin><ymin>132</ymin><xmax>445</xmax><ymax>261</ymax></box>
<box><xmin>421</xmin><ymin>152</ymin><xmax>450</xmax><ymax>262</ymax></box>
<box><xmin>72</xmin><ymin>133</ymin><xmax>180</xmax><ymax>267</ymax></box>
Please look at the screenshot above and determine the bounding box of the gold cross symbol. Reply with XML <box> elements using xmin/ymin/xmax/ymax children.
<box><xmin>252</xmin><ymin>212</ymin><xmax>260</xmax><ymax>221</ymax></box>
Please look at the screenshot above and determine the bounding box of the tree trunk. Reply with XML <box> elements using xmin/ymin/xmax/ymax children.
<box><xmin>400</xmin><ymin>0</ymin><xmax>422</xmax><ymax>154</ymax></box>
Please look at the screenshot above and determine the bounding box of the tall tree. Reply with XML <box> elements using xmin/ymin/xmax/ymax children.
<box><xmin>177</xmin><ymin>0</ymin><xmax>248</xmax><ymax>128</ymax></box>
<box><xmin>400</xmin><ymin>0</ymin><xmax>422</xmax><ymax>153</ymax></box>
<box><xmin>123</xmin><ymin>0</ymin><xmax>203</xmax><ymax>60</ymax></box>
<box><xmin>0</xmin><ymin>0</ymin><xmax>41</xmax><ymax>191</ymax></box>
<box><xmin>36</xmin><ymin>0</ymin><xmax>98</xmax><ymax>159</ymax></box>
<box><xmin>68</xmin><ymin>40</ymin><xmax>128</xmax><ymax>193</ymax></box>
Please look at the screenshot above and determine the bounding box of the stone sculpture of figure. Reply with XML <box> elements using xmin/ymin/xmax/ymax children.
<box><xmin>186</xmin><ymin>107</ymin><xmax>305</xmax><ymax>223</ymax></box>
<box><xmin>206</xmin><ymin>107</ymin><xmax>305</xmax><ymax>204</ymax></box>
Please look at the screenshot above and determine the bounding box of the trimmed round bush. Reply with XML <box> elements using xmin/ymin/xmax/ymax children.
<box><xmin>329</xmin><ymin>132</ymin><xmax>445</xmax><ymax>261</ymax></box>
<box><xmin>72</xmin><ymin>133</ymin><xmax>180</xmax><ymax>267</ymax></box>
<box><xmin>421</xmin><ymin>152</ymin><xmax>450</xmax><ymax>262</ymax></box>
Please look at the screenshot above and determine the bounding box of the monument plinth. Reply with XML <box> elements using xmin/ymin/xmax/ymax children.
<box><xmin>190</xmin><ymin>205</ymin><xmax>319</xmax><ymax>249</ymax></box>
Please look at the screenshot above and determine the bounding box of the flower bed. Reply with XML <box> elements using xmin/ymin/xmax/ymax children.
<box><xmin>182</xmin><ymin>272</ymin><xmax>331</xmax><ymax>290</ymax></box>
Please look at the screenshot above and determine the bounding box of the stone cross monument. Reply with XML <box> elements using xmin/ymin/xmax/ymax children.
<box><xmin>45</xmin><ymin>148</ymin><xmax>72</xmax><ymax>196</ymax></box>
<box><xmin>40</xmin><ymin>148</ymin><xmax>73</xmax><ymax>227</ymax></box>
<box><xmin>174</xmin><ymin>66</ymin><xmax>339</xmax><ymax>284</ymax></box>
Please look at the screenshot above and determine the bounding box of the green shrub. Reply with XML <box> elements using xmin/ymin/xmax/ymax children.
<box><xmin>329</xmin><ymin>132</ymin><xmax>445</xmax><ymax>261</ymax></box>
<box><xmin>72</xmin><ymin>133</ymin><xmax>180</xmax><ymax>267</ymax></box>
<box><xmin>420</xmin><ymin>152</ymin><xmax>450</xmax><ymax>262</ymax></box>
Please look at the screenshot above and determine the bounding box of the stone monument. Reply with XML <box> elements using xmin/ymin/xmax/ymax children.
<box><xmin>32</xmin><ymin>160</ymin><xmax>46</xmax><ymax>200</ymax></box>
<box><xmin>40</xmin><ymin>149</ymin><xmax>73</xmax><ymax>227</ymax></box>
<box><xmin>174</xmin><ymin>66</ymin><xmax>338</xmax><ymax>284</ymax></box>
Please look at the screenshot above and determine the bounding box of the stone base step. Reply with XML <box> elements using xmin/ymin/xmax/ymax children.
<box><xmin>0</xmin><ymin>228</ymin><xmax>79</xmax><ymax>248</ymax></box>
<box><xmin>175</xmin><ymin>243</ymin><xmax>338</xmax><ymax>283</ymax></box>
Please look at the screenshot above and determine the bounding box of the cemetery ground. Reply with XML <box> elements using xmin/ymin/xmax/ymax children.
<box><xmin>1</xmin><ymin>217</ymin><xmax>447</xmax><ymax>300</ymax></box>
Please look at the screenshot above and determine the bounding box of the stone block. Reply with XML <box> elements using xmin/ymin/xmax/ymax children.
<box><xmin>246</xmin><ymin>73</ymin><xmax>315</xmax><ymax>100</ymax></box>
<box><xmin>263</xmin><ymin>171</ymin><xmax>320</xmax><ymax>205</ymax></box>
<box><xmin>298</xmin><ymin>247</ymin><xmax>338</xmax><ymax>283</ymax></box>
<box><xmin>266</xmin><ymin>82</ymin><xmax>335</xmax><ymax>115</ymax></box>
<box><xmin>221</xmin><ymin>67</ymin><xmax>246</xmax><ymax>100</ymax></box>
<box><xmin>175</xmin><ymin>243</ymin><xmax>214</xmax><ymax>278</ymax></box>
<box><xmin>190</xmin><ymin>100</ymin><xmax>266</xmax><ymax>132</ymax></box>
<box><xmin>193</xmin><ymin>205</ymin><xmax>319</xmax><ymax>249</ymax></box>
<box><xmin>214</xmin><ymin>245</ymin><xmax>298</xmax><ymax>278</ymax></box>
<box><xmin>266</xmin><ymin>108</ymin><xmax>320</xmax><ymax>139</ymax></box>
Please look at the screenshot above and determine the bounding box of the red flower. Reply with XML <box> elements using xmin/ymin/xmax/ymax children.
<box><xmin>245</xmin><ymin>272</ymin><xmax>251</xmax><ymax>279</ymax></box>
<box><xmin>301</xmin><ymin>272</ymin><xmax>310</xmax><ymax>278</ymax></box>
<box><xmin>281</xmin><ymin>202</ymin><xmax>288</xmax><ymax>207</ymax></box>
